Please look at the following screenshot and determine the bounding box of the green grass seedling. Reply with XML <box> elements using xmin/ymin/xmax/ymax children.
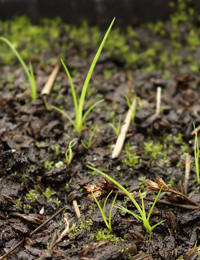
<box><xmin>92</xmin><ymin>191</ymin><xmax>117</xmax><ymax>231</ymax></box>
<box><xmin>81</xmin><ymin>124</ymin><xmax>98</xmax><ymax>150</ymax></box>
<box><xmin>193</xmin><ymin>123</ymin><xmax>200</xmax><ymax>183</ymax></box>
<box><xmin>52</xmin><ymin>18</ymin><xmax>115</xmax><ymax>133</ymax></box>
<box><xmin>65</xmin><ymin>138</ymin><xmax>77</xmax><ymax>165</ymax></box>
<box><xmin>0</xmin><ymin>36</ymin><xmax>37</xmax><ymax>100</ymax></box>
<box><xmin>109</xmin><ymin>117</ymin><xmax>121</xmax><ymax>136</ymax></box>
<box><xmin>87</xmin><ymin>165</ymin><xmax>165</xmax><ymax>240</ymax></box>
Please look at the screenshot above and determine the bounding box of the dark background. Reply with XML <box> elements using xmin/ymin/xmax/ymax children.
<box><xmin>0</xmin><ymin>0</ymin><xmax>196</xmax><ymax>27</ymax></box>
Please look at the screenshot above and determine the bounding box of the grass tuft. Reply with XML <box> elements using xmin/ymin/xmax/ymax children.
<box><xmin>52</xmin><ymin>18</ymin><xmax>115</xmax><ymax>133</ymax></box>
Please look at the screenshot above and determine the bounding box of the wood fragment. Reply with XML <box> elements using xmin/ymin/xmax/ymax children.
<box><xmin>73</xmin><ymin>199</ymin><xmax>81</xmax><ymax>219</ymax></box>
<box><xmin>112</xmin><ymin>99</ymin><xmax>136</xmax><ymax>159</ymax></box>
<box><xmin>184</xmin><ymin>154</ymin><xmax>191</xmax><ymax>194</ymax></box>
<box><xmin>41</xmin><ymin>63</ymin><xmax>60</xmax><ymax>96</ymax></box>
<box><xmin>67</xmin><ymin>191</ymin><xmax>81</xmax><ymax>219</ymax></box>
<box><xmin>156</xmin><ymin>87</ymin><xmax>162</xmax><ymax>115</ymax></box>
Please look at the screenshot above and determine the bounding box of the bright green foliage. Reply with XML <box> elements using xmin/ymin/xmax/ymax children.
<box><xmin>148</xmin><ymin>21</ymin><xmax>166</xmax><ymax>36</ymax></box>
<box><xmin>123</xmin><ymin>142</ymin><xmax>141</xmax><ymax>167</ymax></box>
<box><xmin>0</xmin><ymin>36</ymin><xmax>37</xmax><ymax>100</ymax></box>
<box><xmin>53</xmin><ymin>198</ymin><xmax>61</xmax><ymax>207</ymax></box>
<box><xmin>144</xmin><ymin>141</ymin><xmax>164</xmax><ymax>160</ymax></box>
<box><xmin>174</xmin><ymin>132</ymin><xmax>183</xmax><ymax>145</ymax></box>
<box><xmin>54</xmin><ymin>161</ymin><xmax>64</xmax><ymax>168</ymax></box>
<box><xmin>44</xmin><ymin>160</ymin><xmax>63</xmax><ymax>170</ymax></box>
<box><xmin>26</xmin><ymin>189</ymin><xmax>39</xmax><ymax>203</ymax></box>
<box><xmin>87</xmin><ymin>166</ymin><xmax>165</xmax><ymax>240</ymax></box>
<box><xmin>1</xmin><ymin>5</ymin><xmax>199</xmax><ymax>75</ymax></box>
<box><xmin>52</xmin><ymin>18</ymin><xmax>115</xmax><ymax>133</ymax></box>
<box><xmin>139</xmin><ymin>176</ymin><xmax>149</xmax><ymax>188</ymax></box>
<box><xmin>14</xmin><ymin>198</ymin><xmax>22</xmax><ymax>210</ymax></box>
<box><xmin>65</xmin><ymin>138</ymin><xmax>77</xmax><ymax>165</ymax></box>
<box><xmin>0</xmin><ymin>16</ymin><xmax>61</xmax><ymax>63</ymax></box>
<box><xmin>92</xmin><ymin>191</ymin><xmax>117</xmax><ymax>231</ymax></box>
<box><xmin>43</xmin><ymin>187</ymin><xmax>56</xmax><ymax>200</ymax></box>
<box><xmin>95</xmin><ymin>229</ymin><xmax>122</xmax><ymax>245</ymax></box>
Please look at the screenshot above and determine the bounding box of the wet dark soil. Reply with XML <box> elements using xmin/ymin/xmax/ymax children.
<box><xmin>1</xmin><ymin>13</ymin><xmax>200</xmax><ymax>260</ymax></box>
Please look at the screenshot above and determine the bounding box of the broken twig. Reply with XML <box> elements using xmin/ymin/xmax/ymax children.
<box><xmin>112</xmin><ymin>99</ymin><xmax>136</xmax><ymax>159</ymax></box>
<box><xmin>184</xmin><ymin>154</ymin><xmax>191</xmax><ymax>194</ymax></box>
<box><xmin>41</xmin><ymin>63</ymin><xmax>60</xmax><ymax>96</ymax></box>
<box><xmin>156</xmin><ymin>87</ymin><xmax>162</xmax><ymax>115</ymax></box>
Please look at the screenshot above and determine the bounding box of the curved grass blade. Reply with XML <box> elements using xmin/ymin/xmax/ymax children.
<box><xmin>0</xmin><ymin>36</ymin><xmax>37</xmax><ymax>100</ymax></box>
<box><xmin>60</xmin><ymin>59</ymin><xmax>78</xmax><ymax>113</ymax></box>
<box><xmin>109</xmin><ymin>193</ymin><xmax>118</xmax><ymax>228</ymax></box>
<box><xmin>29</xmin><ymin>62</ymin><xmax>37</xmax><ymax>100</ymax></box>
<box><xmin>81</xmin><ymin>99</ymin><xmax>104</xmax><ymax>128</ymax></box>
<box><xmin>77</xmin><ymin>18</ymin><xmax>115</xmax><ymax>125</ymax></box>
<box><xmin>51</xmin><ymin>105</ymin><xmax>76</xmax><ymax>128</ymax></box>
<box><xmin>115</xmin><ymin>205</ymin><xmax>142</xmax><ymax>221</ymax></box>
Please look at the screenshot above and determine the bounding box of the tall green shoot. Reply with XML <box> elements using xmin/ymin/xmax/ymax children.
<box><xmin>52</xmin><ymin>18</ymin><xmax>115</xmax><ymax>133</ymax></box>
<box><xmin>0</xmin><ymin>36</ymin><xmax>37</xmax><ymax>100</ymax></box>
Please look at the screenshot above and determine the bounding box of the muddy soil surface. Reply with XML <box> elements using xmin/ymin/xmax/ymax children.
<box><xmin>1</xmin><ymin>14</ymin><xmax>200</xmax><ymax>260</ymax></box>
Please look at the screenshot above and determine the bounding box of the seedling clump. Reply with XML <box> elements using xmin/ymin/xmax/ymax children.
<box><xmin>26</xmin><ymin>189</ymin><xmax>39</xmax><ymax>203</ymax></box>
<box><xmin>52</xmin><ymin>18</ymin><xmax>115</xmax><ymax>133</ymax></box>
<box><xmin>123</xmin><ymin>142</ymin><xmax>141</xmax><ymax>167</ymax></box>
<box><xmin>87</xmin><ymin>166</ymin><xmax>165</xmax><ymax>240</ymax></box>
<box><xmin>92</xmin><ymin>191</ymin><xmax>117</xmax><ymax>231</ymax></box>
<box><xmin>144</xmin><ymin>140</ymin><xmax>165</xmax><ymax>160</ymax></box>
<box><xmin>43</xmin><ymin>187</ymin><xmax>56</xmax><ymax>200</ymax></box>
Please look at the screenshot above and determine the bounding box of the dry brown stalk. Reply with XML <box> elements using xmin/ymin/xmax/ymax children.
<box><xmin>184</xmin><ymin>154</ymin><xmax>191</xmax><ymax>194</ymax></box>
<box><xmin>67</xmin><ymin>191</ymin><xmax>81</xmax><ymax>219</ymax></box>
<box><xmin>156</xmin><ymin>87</ymin><xmax>162</xmax><ymax>115</ymax></box>
<box><xmin>112</xmin><ymin>99</ymin><xmax>136</xmax><ymax>159</ymax></box>
<box><xmin>41</xmin><ymin>63</ymin><xmax>61</xmax><ymax>96</ymax></box>
<box><xmin>147</xmin><ymin>177</ymin><xmax>198</xmax><ymax>206</ymax></box>
<box><xmin>73</xmin><ymin>200</ymin><xmax>81</xmax><ymax>219</ymax></box>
